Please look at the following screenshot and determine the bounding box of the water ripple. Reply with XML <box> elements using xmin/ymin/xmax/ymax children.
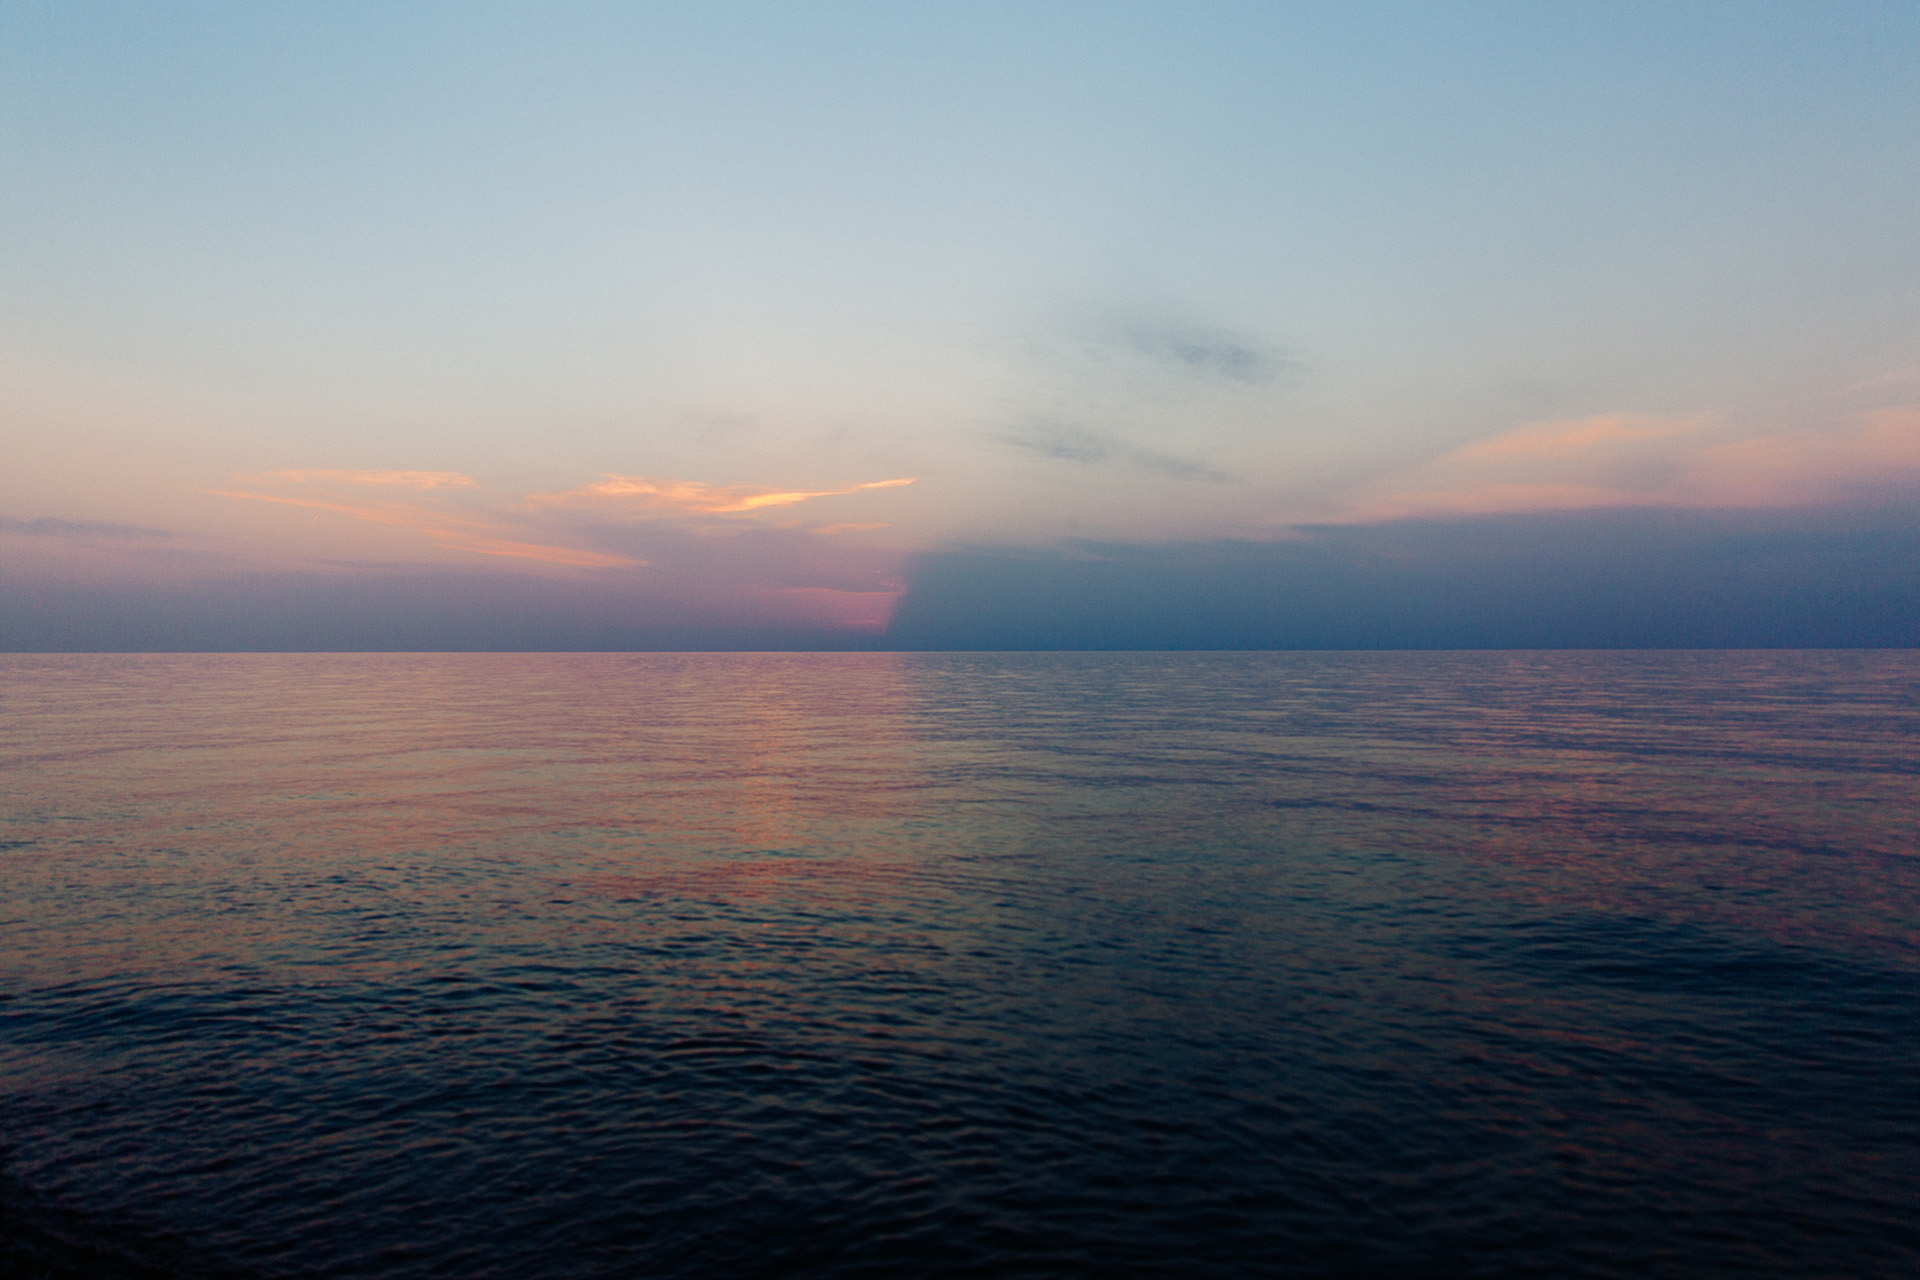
<box><xmin>0</xmin><ymin>652</ymin><xmax>1915</xmax><ymax>1278</ymax></box>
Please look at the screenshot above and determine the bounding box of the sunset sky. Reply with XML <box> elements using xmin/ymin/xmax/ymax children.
<box><xmin>4</xmin><ymin>2</ymin><xmax>1917</xmax><ymax>647</ymax></box>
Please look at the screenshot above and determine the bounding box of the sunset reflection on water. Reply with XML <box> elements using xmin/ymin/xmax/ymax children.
<box><xmin>1</xmin><ymin>652</ymin><xmax>1915</xmax><ymax>1278</ymax></box>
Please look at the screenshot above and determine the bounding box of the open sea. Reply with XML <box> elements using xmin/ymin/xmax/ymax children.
<box><xmin>0</xmin><ymin>651</ymin><xmax>1915</xmax><ymax>1279</ymax></box>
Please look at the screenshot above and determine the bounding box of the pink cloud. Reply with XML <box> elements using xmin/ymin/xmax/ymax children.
<box><xmin>1343</xmin><ymin>407</ymin><xmax>1920</xmax><ymax>520</ymax></box>
<box><xmin>1449</xmin><ymin>414</ymin><xmax>1706</xmax><ymax>462</ymax></box>
<box><xmin>208</xmin><ymin>478</ymin><xmax>641</xmax><ymax>569</ymax></box>
<box><xmin>526</xmin><ymin>474</ymin><xmax>915</xmax><ymax>516</ymax></box>
<box><xmin>247</xmin><ymin>469</ymin><xmax>476</xmax><ymax>491</ymax></box>
<box><xmin>752</xmin><ymin>586</ymin><xmax>906</xmax><ymax>632</ymax></box>
<box><xmin>211</xmin><ymin>466</ymin><xmax>919</xmax><ymax>571</ymax></box>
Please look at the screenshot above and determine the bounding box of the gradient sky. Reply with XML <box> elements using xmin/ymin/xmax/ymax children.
<box><xmin>4</xmin><ymin>2</ymin><xmax>1917</xmax><ymax>646</ymax></box>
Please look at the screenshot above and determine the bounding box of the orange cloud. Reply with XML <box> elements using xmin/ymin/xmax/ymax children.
<box><xmin>1688</xmin><ymin>407</ymin><xmax>1920</xmax><ymax>503</ymax></box>
<box><xmin>1343</xmin><ymin>408</ymin><xmax>1920</xmax><ymax>520</ymax></box>
<box><xmin>447</xmin><ymin>535</ymin><xmax>636</xmax><ymax>568</ymax></box>
<box><xmin>210</xmin><ymin>466</ymin><xmax>921</xmax><ymax>572</ymax></box>
<box><xmin>527</xmin><ymin>474</ymin><xmax>915</xmax><ymax>516</ymax></box>
<box><xmin>246</xmin><ymin>469</ymin><xmax>475</xmax><ymax>490</ymax></box>
<box><xmin>208</xmin><ymin>481</ymin><xmax>640</xmax><ymax>569</ymax></box>
<box><xmin>1449</xmin><ymin>414</ymin><xmax>1705</xmax><ymax>462</ymax></box>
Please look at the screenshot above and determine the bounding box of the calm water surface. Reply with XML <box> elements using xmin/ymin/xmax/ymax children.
<box><xmin>0</xmin><ymin>652</ymin><xmax>1915</xmax><ymax>1278</ymax></box>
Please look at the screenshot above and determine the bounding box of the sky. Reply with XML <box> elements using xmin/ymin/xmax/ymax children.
<box><xmin>3</xmin><ymin>1</ymin><xmax>1917</xmax><ymax>648</ymax></box>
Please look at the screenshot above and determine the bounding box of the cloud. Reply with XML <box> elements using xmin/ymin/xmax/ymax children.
<box><xmin>1116</xmin><ymin>320</ymin><xmax>1293</xmax><ymax>384</ymax></box>
<box><xmin>751</xmin><ymin>586</ymin><xmax>902</xmax><ymax>633</ymax></box>
<box><xmin>885</xmin><ymin>506</ymin><xmax>1920</xmax><ymax>650</ymax></box>
<box><xmin>1448</xmin><ymin>414</ymin><xmax>1703</xmax><ymax>462</ymax></box>
<box><xmin>1844</xmin><ymin>367</ymin><xmax>1920</xmax><ymax>395</ymax></box>
<box><xmin>1698</xmin><ymin>408</ymin><xmax>1920</xmax><ymax>494</ymax></box>
<box><xmin>526</xmin><ymin>474</ymin><xmax>915</xmax><ymax>516</ymax></box>
<box><xmin>15</xmin><ymin>505</ymin><xmax>1915</xmax><ymax>650</ymax></box>
<box><xmin>7</xmin><ymin>492</ymin><xmax>916</xmax><ymax>646</ymax></box>
<box><xmin>15</xmin><ymin>461</ymin><xmax>928</xmax><ymax>642</ymax></box>
<box><xmin>0</xmin><ymin>514</ymin><xmax>172</xmax><ymax>541</ymax></box>
<box><xmin>247</xmin><ymin>469</ymin><xmax>475</xmax><ymax>490</ymax></box>
<box><xmin>1345</xmin><ymin>408</ymin><xmax>1920</xmax><ymax>519</ymax></box>
<box><xmin>575</xmin><ymin>517</ymin><xmax>909</xmax><ymax>597</ymax></box>
<box><xmin>209</xmin><ymin>474</ymin><xmax>640</xmax><ymax>569</ymax></box>
<box><xmin>189</xmin><ymin>466</ymin><xmax>917</xmax><ymax>633</ymax></box>
<box><xmin>1000</xmin><ymin>423</ymin><xmax>1231</xmax><ymax>482</ymax></box>
<box><xmin>0</xmin><ymin>565</ymin><xmax>908</xmax><ymax>651</ymax></box>
<box><xmin>0</xmin><ymin>514</ymin><xmax>192</xmax><ymax>586</ymax></box>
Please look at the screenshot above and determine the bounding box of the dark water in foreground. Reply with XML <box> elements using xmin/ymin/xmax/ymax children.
<box><xmin>0</xmin><ymin>652</ymin><xmax>1915</xmax><ymax>1279</ymax></box>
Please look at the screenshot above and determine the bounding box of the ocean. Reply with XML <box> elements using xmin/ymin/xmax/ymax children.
<box><xmin>1</xmin><ymin>651</ymin><xmax>1915</xmax><ymax>1278</ymax></box>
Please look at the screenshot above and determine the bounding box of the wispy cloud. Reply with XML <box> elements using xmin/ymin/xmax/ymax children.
<box><xmin>21</xmin><ymin>462</ymin><xmax>924</xmax><ymax>636</ymax></box>
<box><xmin>1448</xmin><ymin>414</ymin><xmax>1703</xmax><ymax>462</ymax></box>
<box><xmin>526</xmin><ymin>474</ymin><xmax>915</xmax><ymax>516</ymax></box>
<box><xmin>208</xmin><ymin>475</ymin><xmax>640</xmax><ymax>568</ymax></box>
<box><xmin>246</xmin><ymin>470</ymin><xmax>476</xmax><ymax>491</ymax></box>
<box><xmin>0</xmin><ymin>514</ymin><xmax>173</xmax><ymax>541</ymax></box>
<box><xmin>1343</xmin><ymin>407</ymin><xmax>1920</xmax><ymax>520</ymax></box>
<box><xmin>1115</xmin><ymin>320</ymin><xmax>1293</xmax><ymax>384</ymax></box>
<box><xmin>1000</xmin><ymin>423</ymin><xmax>1231</xmax><ymax>482</ymax></box>
<box><xmin>206</xmin><ymin>467</ymin><xmax>920</xmax><ymax>574</ymax></box>
<box><xmin>1843</xmin><ymin>367</ymin><xmax>1920</xmax><ymax>395</ymax></box>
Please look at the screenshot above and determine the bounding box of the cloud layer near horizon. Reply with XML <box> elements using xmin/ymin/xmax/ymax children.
<box><xmin>6</xmin><ymin>502</ymin><xmax>1914</xmax><ymax>651</ymax></box>
<box><xmin>1344</xmin><ymin>409</ymin><xmax>1920</xmax><ymax>521</ymax></box>
<box><xmin>886</xmin><ymin>505</ymin><xmax>1920</xmax><ymax>651</ymax></box>
<box><xmin>9</xmin><ymin>398</ymin><xmax>1918</xmax><ymax>649</ymax></box>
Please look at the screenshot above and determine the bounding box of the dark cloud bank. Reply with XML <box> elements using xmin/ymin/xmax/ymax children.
<box><xmin>890</xmin><ymin>505</ymin><xmax>1919</xmax><ymax>650</ymax></box>
<box><xmin>0</xmin><ymin>569</ymin><xmax>886</xmax><ymax>653</ymax></box>
<box><xmin>3</xmin><ymin>506</ymin><xmax>1914</xmax><ymax>650</ymax></box>
<box><xmin>999</xmin><ymin>423</ymin><xmax>1230</xmax><ymax>482</ymax></box>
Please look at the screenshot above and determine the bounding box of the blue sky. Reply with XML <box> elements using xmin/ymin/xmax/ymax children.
<box><xmin>3</xmin><ymin>2</ymin><xmax>1916</xmax><ymax>644</ymax></box>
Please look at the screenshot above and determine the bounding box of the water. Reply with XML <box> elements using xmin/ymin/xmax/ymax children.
<box><xmin>0</xmin><ymin>652</ymin><xmax>1915</xmax><ymax>1278</ymax></box>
